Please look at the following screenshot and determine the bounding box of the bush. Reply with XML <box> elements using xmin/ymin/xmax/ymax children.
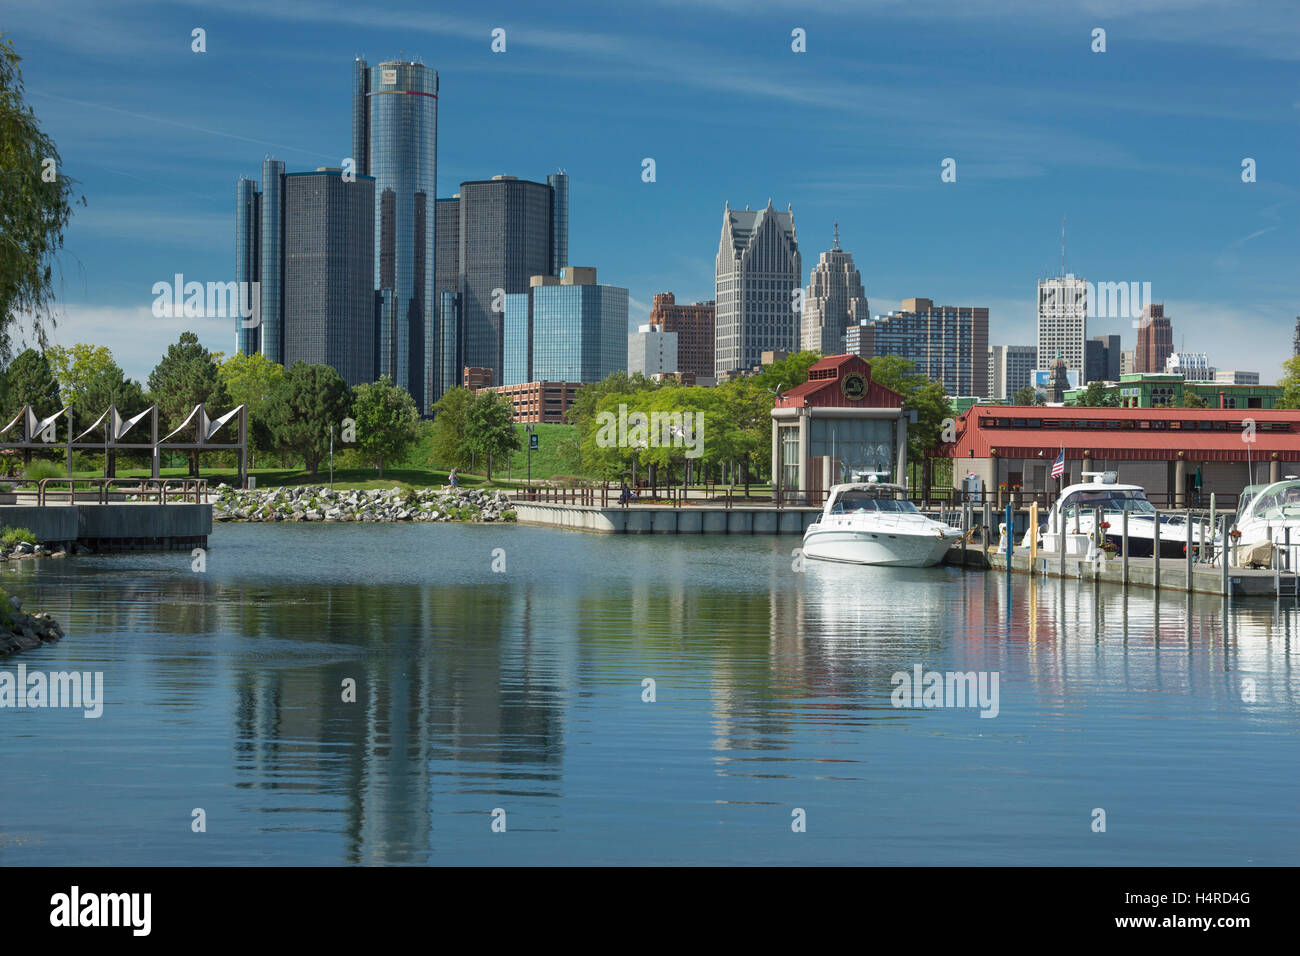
<box><xmin>23</xmin><ymin>460</ymin><xmax>65</xmax><ymax>485</ymax></box>
<box><xmin>1</xmin><ymin>527</ymin><xmax>36</xmax><ymax>548</ymax></box>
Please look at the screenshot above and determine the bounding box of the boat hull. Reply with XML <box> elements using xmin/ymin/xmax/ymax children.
<box><xmin>802</xmin><ymin>527</ymin><xmax>957</xmax><ymax>568</ymax></box>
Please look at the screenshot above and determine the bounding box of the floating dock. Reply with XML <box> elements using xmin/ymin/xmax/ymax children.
<box><xmin>512</xmin><ymin>501</ymin><xmax>818</xmax><ymax>534</ymax></box>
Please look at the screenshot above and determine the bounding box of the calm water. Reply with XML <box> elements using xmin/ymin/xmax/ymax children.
<box><xmin>1</xmin><ymin>522</ymin><xmax>1297</xmax><ymax>865</ymax></box>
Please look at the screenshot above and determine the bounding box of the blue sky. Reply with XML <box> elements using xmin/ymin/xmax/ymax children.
<box><xmin>3</xmin><ymin>0</ymin><xmax>1297</xmax><ymax>383</ymax></box>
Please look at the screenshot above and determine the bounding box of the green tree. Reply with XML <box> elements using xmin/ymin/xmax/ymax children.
<box><xmin>147</xmin><ymin>331</ymin><xmax>230</xmax><ymax>475</ymax></box>
<box><xmin>48</xmin><ymin>344</ymin><xmax>147</xmax><ymax>476</ymax></box>
<box><xmin>1</xmin><ymin>347</ymin><xmax>62</xmax><ymax>464</ymax></box>
<box><xmin>47</xmin><ymin>343</ymin><xmax>115</xmax><ymax>416</ymax></box>
<box><xmin>1073</xmin><ymin>381</ymin><xmax>1117</xmax><ymax>407</ymax></box>
<box><xmin>218</xmin><ymin>351</ymin><xmax>284</xmax><ymax>465</ymax></box>
<box><xmin>1279</xmin><ymin>356</ymin><xmax>1300</xmax><ymax>409</ymax></box>
<box><xmin>0</xmin><ymin>34</ymin><xmax>85</xmax><ymax>360</ymax></box>
<box><xmin>429</xmin><ymin>386</ymin><xmax>474</xmax><ymax>470</ymax></box>
<box><xmin>464</xmin><ymin>389</ymin><xmax>521</xmax><ymax>481</ymax></box>
<box><xmin>1012</xmin><ymin>385</ymin><xmax>1043</xmax><ymax>406</ymax></box>
<box><xmin>752</xmin><ymin>350</ymin><xmax>821</xmax><ymax>394</ymax></box>
<box><xmin>264</xmin><ymin>362</ymin><xmax>353</xmax><ymax>478</ymax></box>
<box><xmin>352</xmin><ymin>375</ymin><xmax>419</xmax><ymax>478</ymax></box>
<box><xmin>1180</xmin><ymin>390</ymin><xmax>1209</xmax><ymax>409</ymax></box>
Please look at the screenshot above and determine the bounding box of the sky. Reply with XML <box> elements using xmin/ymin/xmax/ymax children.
<box><xmin>2</xmin><ymin>0</ymin><xmax>1297</xmax><ymax>384</ymax></box>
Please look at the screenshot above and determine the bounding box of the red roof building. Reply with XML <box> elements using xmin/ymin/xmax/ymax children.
<box><xmin>940</xmin><ymin>404</ymin><xmax>1300</xmax><ymax>506</ymax></box>
<box><xmin>771</xmin><ymin>355</ymin><xmax>910</xmax><ymax>499</ymax></box>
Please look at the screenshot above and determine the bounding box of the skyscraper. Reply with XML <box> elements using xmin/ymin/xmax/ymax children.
<box><xmin>1134</xmin><ymin>303</ymin><xmax>1173</xmax><ymax>373</ymax></box>
<box><xmin>457</xmin><ymin>175</ymin><xmax>565</xmax><ymax>386</ymax></box>
<box><xmin>1037</xmin><ymin>274</ymin><xmax>1087</xmax><ymax>379</ymax></box>
<box><xmin>527</xmin><ymin>267</ymin><xmax>628</xmax><ymax>384</ymax></box>
<box><xmin>235</xmin><ymin>165</ymin><xmax>375</xmax><ymax>386</ymax></box>
<box><xmin>800</xmin><ymin>223</ymin><xmax>869</xmax><ymax>355</ymax></box>
<box><xmin>988</xmin><ymin>345</ymin><xmax>1037</xmax><ymax>400</ymax></box>
<box><xmin>283</xmin><ymin>169</ymin><xmax>376</xmax><ymax>386</ymax></box>
<box><xmin>433</xmin><ymin>194</ymin><xmax>460</xmax><ymax>402</ymax></box>
<box><xmin>648</xmin><ymin>293</ymin><xmax>714</xmax><ymax>378</ymax></box>
<box><xmin>715</xmin><ymin>200</ymin><xmax>801</xmax><ymax>379</ymax></box>
<box><xmin>863</xmin><ymin>298</ymin><xmax>988</xmax><ymax>397</ymax></box>
<box><xmin>547</xmin><ymin>171</ymin><xmax>569</xmax><ymax>277</ymax></box>
<box><xmin>1085</xmin><ymin>333</ymin><xmax>1121</xmax><ymax>383</ymax></box>
<box><xmin>353</xmin><ymin>57</ymin><xmax>438</xmax><ymax>414</ymax></box>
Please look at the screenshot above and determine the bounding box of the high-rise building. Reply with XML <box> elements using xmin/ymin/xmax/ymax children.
<box><xmin>1085</xmin><ymin>333</ymin><xmax>1122</xmax><ymax>383</ymax></box>
<box><xmin>715</xmin><ymin>200</ymin><xmax>801</xmax><ymax>379</ymax></box>
<box><xmin>628</xmin><ymin>324</ymin><xmax>677</xmax><ymax>377</ymax></box>
<box><xmin>1216</xmin><ymin>370</ymin><xmax>1260</xmax><ymax>386</ymax></box>
<box><xmin>1036</xmin><ymin>274</ymin><xmax>1088</xmax><ymax>379</ymax></box>
<box><xmin>259</xmin><ymin>158</ymin><xmax>285</xmax><ymax>364</ymax></box>
<box><xmin>282</xmin><ymin>169</ymin><xmax>376</xmax><ymax>386</ymax></box>
<box><xmin>353</xmin><ymin>58</ymin><xmax>438</xmax><ymax>414</ymax></box>
<box><xmin>236</xmin><ymin>163</ymin><xmax>374</xmax><ymax>385</ymax></box>
<box><xmin>456</xmin><ymin>175</ymin><xmax>566</xmax><ymax>387</ymax></box>
<box><xmin>844</xmin><ymin>319</ymin><xmax>870</xmax><ymax>358</ymax></box>
<box><xmin>525</xmin><ymin>267</ymin><xmax>627</xmax><ymax>384</ymax></box>
<box><xmin>864</xmin><ymin>298</ymin><xmax>989</xmax><ymax>397</ymax></box>
<box><xmin>547</xmin><ymin>171</ymin><xmax>569</xmax><ymax>277</ymax></box>
<box><xmin>234</xmin><ymin>176</ymin><xmax>261</xmax><ymax>356</ymax></box>
<box><xmin>1134</xmin><ymin>303</ymin><xmax>1173</xmax><ymax>373</ymax></box>
<box><xmin>1120</xmin><ymin>348</ymin><xmax>1135</xmax><ymax>376</ymax></box>
<box><xmin>648</xmin><ymin>293</ymin><xmax>714</xmax><ymax>378</ymax></box>
<box><xmin>988</xmin><ymin>345</ymin><xmax>1037</xmax><ymax>401</ymax></box>
<box><xmin>800</xmin><ymin>223</ymin><xmax>869</xmax><ymax>355</ymax></box>
<box><xmin>433</xmin><ymin>195</ymin><xmax>461</xmax><ymax>402</ymax></box>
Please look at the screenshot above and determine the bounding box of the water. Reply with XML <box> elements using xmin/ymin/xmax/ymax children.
<box><xmin>1</xmin><ymin>523</ymin><xmax>1297</xmax><ymax>865</ymax></box>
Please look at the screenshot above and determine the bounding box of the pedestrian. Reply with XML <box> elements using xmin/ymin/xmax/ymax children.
<box><xmin>448</xmin><ymin>467</ymin><xmax>458</xmax><ymax>489</ymax></box>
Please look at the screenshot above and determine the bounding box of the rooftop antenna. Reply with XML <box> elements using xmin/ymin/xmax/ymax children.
<box><xmin>832</xmin><ymin>220</ymin><xmax>841</xmax><ymax>251</ymax></box>
<box><xmin>1060</xmin><ymin>216</ymin><xmax>1066</xmax><ymax>276</ymax></box>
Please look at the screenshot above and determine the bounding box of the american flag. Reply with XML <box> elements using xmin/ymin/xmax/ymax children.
<box><xmin>1050</xmin><ymin>447</ymin><xmax>1065</xmax><ymax>480</ymax></box>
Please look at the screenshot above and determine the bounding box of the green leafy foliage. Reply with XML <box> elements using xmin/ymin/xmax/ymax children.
<box><xmin>464</xmin><ymin>389</ymin><xmax>521</xmax><ymax>481</ymax></box>
<box><xmin>264</xmin><ymin>362</ymin><xmax>353</xmax><ymax>478</ymax></box>
<box><xmin>351</xmin><ymin>375</ymin><xmax>419</xmax><ymax>479</ymax></box>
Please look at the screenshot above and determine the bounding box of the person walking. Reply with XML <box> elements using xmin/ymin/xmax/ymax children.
<box><xmin>448</xmin><ymin>467</ymin><xmax>459</xmax><ymax>489</ymax></box>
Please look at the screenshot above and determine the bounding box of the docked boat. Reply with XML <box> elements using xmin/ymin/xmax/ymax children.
<box><xmin>802</xmin><ymin>482</ymin><xmax>962</xmax><ymax>567</ymax></box>
<box><xmin>1023</xmin><ymin>471</ymin><xmax>1216</xmax><ymax>559</ymax></box>
<box><xmin>1230</xmin><ymin>478</ymin><xmax>1300</xmax><ymax>568</ymax></box>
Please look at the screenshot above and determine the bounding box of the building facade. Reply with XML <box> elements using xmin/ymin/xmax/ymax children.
<box><xmin>1065</xmin><ymin>372</ymin><xmax>1281</xmax><ymax>409</ymax></box>
<box><xmin>1085</xmin><ymin>334</ymin><xmax>1122</xmax><ymax>383</ymax></box>
<box><xmin>799</xmin><ymin>225</ymin><xmax>869</xmax><ymax>355</ymax></box>
<box><xmin>484</xmin><ymin>381</ymin><xmax>581</xmax><ymax>424</ymax></box>
<box><xmin>234</xmin><ymin>176</ymin><xmax>261</xmax><ymax>356</ymax></box>
<box><xmin>988</xmin><ymin>345</ymin><xmax>1037</xmax><ymax>401</ymax></box>
<box><xmin>457</xmin><ymin>175</ymin><xmax>565</xmax><ymax>387</ymax></box>
<box><xmin>715</xmin><ymin>201</ymin><xmax>801</xmax><ymax>379</ymax></box>
<box><xmin>628</xmin><ymin>324</ymin><xmax>677</xmax><ymax>377</ymax></box>
<box><xmin>353</xmin><ymin>58</ymin><xmax>439</xmax><ymax>414</ymax></box>
<box><xmin>648</xmin><ymin>293</ymin><xmax>714</xmax><ymax>378</ymax></box>
<box><xmin>1165</xmin><ymin>351</ymin><xmax>1215</xmax><ymax>381</ymax></box>
<box><xmin>1134</xmin><ymin>303</ymin><xmax>1173</xmax><ymax>373</ymax></box>
<box><xmin>863</xmin><ymin>298</ymin><xmax>989</xmax><ymax>397</ymax></box>
<box><xmin>433</xmin><ymin>195</ymin><xmax>461</xmax><ymax>402</ymax></box>
<box><xmin>510</xmin><ymin>267</ymin><xmax>628</xmax><ymax>385</ymax></box>
<box><xmin>283</xmin><ymin>169</ymin><xmax>376</xmax><ymax>386</ymax></box>
<box><xmin>1036</xmin><ymin>274</ymin><xmax>1088</xmax><ymax>379</ymax></box>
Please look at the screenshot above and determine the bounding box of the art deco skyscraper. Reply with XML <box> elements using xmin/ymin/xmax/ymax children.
<box><xmin>353</xmin><ymin>58</ymin><xmax>438</xmax><ymax>414</ymax></box>
<box><xmin>715</xmin><ymin>200</ymin><xmax>801</xmax><ymax>378</ymax></box>
<box><xmin>1134</xmin><ymin>303</ymin><xmax>1173</xmax><ymax>373</ymax></box>
<box><xmin>800</xmin><ymin>223</ymin><xmax>868</xmax><ymax>355</ymax></box>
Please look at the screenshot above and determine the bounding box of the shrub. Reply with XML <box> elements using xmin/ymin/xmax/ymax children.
<box><xmin>0</xmin><ymin>527</ymin><xmax>36</xmax><ymax>548</ymax></box>
<box><xmin>23</xmin><ymin>460</ymin><xmax>65</xmax><ymax>486</ymax></box>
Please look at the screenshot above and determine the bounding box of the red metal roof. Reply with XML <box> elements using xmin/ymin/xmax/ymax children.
<box><xmin>940</xmin><ymin>405</ymin><xmax>1300</xmax><ymax>462</ymax></box>
<box><xmin>775</xmin><ymin>354</ymin><xmax>904</xmax><ymax>409</ymax></box>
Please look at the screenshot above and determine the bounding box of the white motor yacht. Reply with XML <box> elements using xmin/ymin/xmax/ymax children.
<box><xmin>1023</xmin><ymin>471</ymin><xmax>1216</xmax><ymax>558</ymax></box>
<box><xmin>1230</xmin><ymin>478</ymin><xmax>1300</xmax><ymax>568</ymax></box>
<box><xmin>802</xmin><ymin>482</ymin><xmax>962</xmax><ymax>568</ymax></box>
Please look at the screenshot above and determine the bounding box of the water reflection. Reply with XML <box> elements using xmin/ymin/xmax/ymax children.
<box><xmin>4</xmin><ymin>524</ymin><xmax>1298</xmax><ymax>865</ymax></box>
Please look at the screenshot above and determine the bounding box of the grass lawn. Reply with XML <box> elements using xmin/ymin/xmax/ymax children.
<box><xmin>54</xmin><ymin>465</ymin><xmax>490</xmax><ymax>492</ymax></box>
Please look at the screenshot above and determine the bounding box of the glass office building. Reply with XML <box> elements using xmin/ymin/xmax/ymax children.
<box><xmin>503</xmin><ymin>292</ymin><xmax>532</xmax><ymax>386</ymax></box>
<box><xmin>283</xmin><ymin>170</ymin><xmax>376</xmax><ymax>386</ymax></box>
<box><xmin>354</xmin><ymin>58</ymin><xmax>438</xmax><ymax>414</ymax></box>
<box><xmin>259</xmin><ymin>159</ymin><xmax>285</xmax><ymax>363</ymax></box>
<box><xmin>531</xmin><ymin>273</ymin><xmax>628</xmax><ymax>384</ymax></box>
<box><xmin>234</xmin><ymin>177</ymin><xmax>260</xmax><ymax>356</ymax></box>
<box><xmin>433</xmin><ymin>195</ymin><xmax>461</xmax><ymax>402</ymax></box>
<box><xmin>547</xmin><ymin>170</ymin><xmax>569</xmax><ymax>277</ymax></box>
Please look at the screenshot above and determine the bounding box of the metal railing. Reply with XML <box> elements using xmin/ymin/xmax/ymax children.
<box><xmin>34</xmin><ymin>477</ymin><xmax>209</xmax><ymax>506</ymax></box>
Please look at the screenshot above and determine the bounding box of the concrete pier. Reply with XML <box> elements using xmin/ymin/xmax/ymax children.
<box><xmin>513</xmin><ymin>501</ymin><xmax>820</xmax><ymax>534</ymax></box>
<box><xmin>0</xmin><ymin>503</ymin><xmax>212</xmax><ymax>552</ymax></box>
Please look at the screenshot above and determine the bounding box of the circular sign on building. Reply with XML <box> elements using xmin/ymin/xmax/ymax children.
<box><xmin>841</xmin><ymin>372</ymin><xmax>867</xmax><ymax>401</ymax></box>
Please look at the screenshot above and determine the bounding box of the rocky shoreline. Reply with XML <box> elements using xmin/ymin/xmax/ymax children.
<box><xmin>213</xmin><ymin>484</ymin><xmax>516</xmax><ymax>523</ymax></box>
<box><xmin>0</xmin><ymin>595</ymin><xmax>65</xmax><ymax>656</ymax></box>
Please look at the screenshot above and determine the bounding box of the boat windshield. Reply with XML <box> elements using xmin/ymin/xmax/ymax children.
<box><xmin>831</xmin><ymin>491</ymin><xmax>920</xmax><ymax>515</ymax></box>
<box><xmin>1062</xmin><ymin>490</ymin><xmax>1156</xmax><ymax>516</ymax></box>
<box><xmin>1249</xmin><ymin>484</ymin><xmax>1300</xmax><ymax>521</ymax></box>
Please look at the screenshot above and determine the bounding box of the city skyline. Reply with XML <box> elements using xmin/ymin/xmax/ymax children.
<box><xmin>5</xmin><ymin>0</ymin><xmax>1297</xmax><ymax>385</ymax></box>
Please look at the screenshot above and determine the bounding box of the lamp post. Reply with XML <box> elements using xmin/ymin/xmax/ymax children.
<box><xmin>328</xmin><ymin>423</ymin><xmax>334</xmax><ymax>490</ymax></box>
